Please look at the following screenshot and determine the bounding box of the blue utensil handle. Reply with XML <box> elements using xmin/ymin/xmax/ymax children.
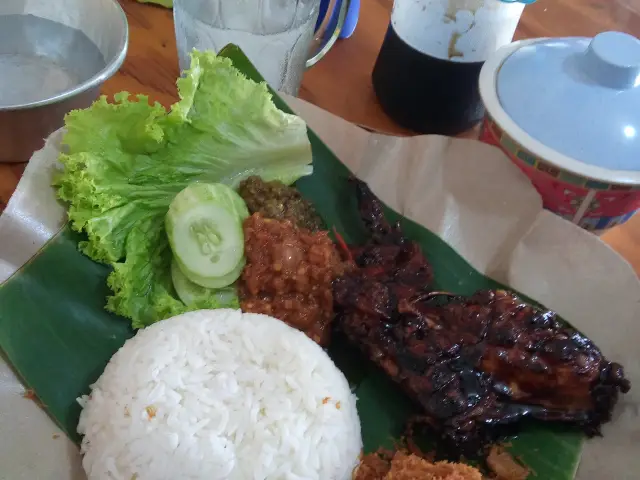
<box><xmin>321</xmin><ymin>0</ymin><xmax>358</xmax><ymax>39</ymax></box>
<box><xmin>341</xmin><ymin>0</ymin><xmax>359</xmax><ymax>39</ymax></box>
<box><xmin>316</xmin><ymin>0</ymin><xmax>360</xmax><ymax>38</ymax></box>
<box><xmin>307</xmin><ymin>0</ymin><xmax>350</xmax><ymax>67</ymax></box>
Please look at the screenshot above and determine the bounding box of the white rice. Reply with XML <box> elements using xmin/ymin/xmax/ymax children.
<box><xmin>77</xmin><ymin>309</ymin><xmax>362</xmax><ymax>480</ymax></box>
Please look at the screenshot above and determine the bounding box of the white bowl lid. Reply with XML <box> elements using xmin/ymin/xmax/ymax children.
<box><xmin>496</xmin><ymin>32</ymin><xmax>640</xmax><ymax>172</ymax></box>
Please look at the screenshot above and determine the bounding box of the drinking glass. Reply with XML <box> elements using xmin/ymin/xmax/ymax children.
<box><xmin>174</xmin><ymin>0</ymin><xmax>348</xmax><ymax>95</ymax></box>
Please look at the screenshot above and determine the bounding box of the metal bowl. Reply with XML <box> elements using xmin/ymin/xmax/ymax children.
<box><xmin>0</xmin><ymin>0</ymin><xmax>128</xmax><ymax>163</ymax></box>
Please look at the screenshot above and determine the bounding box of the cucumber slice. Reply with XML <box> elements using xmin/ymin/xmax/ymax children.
<box><xmin>174</xmin><ymin>255</ymin><xmax>245</xmax><ymax>289</ymax></box>
<box><xmin>166</xmin><ymin>183</ymin><xmax>249</xmax><ymax>280</ymax></box>
<box><xmin>171</xmin><ymin>259</ymin><xmax>240</xmax><ymax>307</ymax></box>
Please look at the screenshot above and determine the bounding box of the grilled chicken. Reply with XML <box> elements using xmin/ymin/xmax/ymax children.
<box><xmin>333</xmin><ymin>178</ymin><xmax>631</xmax><ymax>452</ymax></box>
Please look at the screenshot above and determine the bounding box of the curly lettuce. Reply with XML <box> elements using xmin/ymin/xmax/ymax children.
<box><xmin>55</xmin><ymin>51</ymin><xmax>311</xmax><ymax>328</ymax></box>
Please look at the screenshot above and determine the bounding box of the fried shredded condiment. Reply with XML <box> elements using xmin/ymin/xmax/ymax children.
<box><xmin>145</xmin><ymin>405</ymin><xmax>157</xmax><ymax>420</ymax></box>
<box><xmin>238</xmin><ymin>176</ymin><xmax>325</xmax><ymax>231</ymax></box>
<box><xmin>486</xmin><ymin>446</ymin><xmax>531</xmax><ymax>480</ymax></box>
<box><xmin>22</xmin><ymin>389</ymin><xmax>36</xmax><ymax>400</ymax></box>
<box><xmin>354</xmin><ymin>450</ymin><xmax>483</xmax><ymax>480</ymax></box>
<box><xmin>354</xmin><ymin>450</ymin><xmax>392</xmax><ymax>480</ymax></box>
<box><xmin>239</xmin><ymin>213</ymin><xmax>345</xmax><ymax>345</ymax></box>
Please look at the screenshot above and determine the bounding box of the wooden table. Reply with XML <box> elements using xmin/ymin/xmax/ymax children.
<box><xmin>1</xmin><ymin>0</ymin><xmax>640</xmax><ymax>273</ymax></box>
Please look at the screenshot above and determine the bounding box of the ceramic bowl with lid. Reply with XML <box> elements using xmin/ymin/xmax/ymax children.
<box><xmin>479</xmin><ymin>31</ymin><xmax>640</xmax><ymax>232</ymax></box>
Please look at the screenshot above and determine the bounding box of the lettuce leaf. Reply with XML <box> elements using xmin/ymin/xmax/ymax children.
<box><xmin>55</xmin><ymin>50</ymin><xmax>311</xmax><ymax>328</ymax></box>
<box><xmin>106</xmin><ymin>216</ymin><xmax>186</xmax><ymax>329</ymax></box>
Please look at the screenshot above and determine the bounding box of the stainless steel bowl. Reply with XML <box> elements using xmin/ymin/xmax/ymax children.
<box><xmin>0</xmin><ymin>0</ymin><xmax>128</xmax><ymax>163</ymax></box>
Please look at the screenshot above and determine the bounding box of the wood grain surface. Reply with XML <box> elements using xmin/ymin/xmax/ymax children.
<box><xmin>1</xmin><ymin>0</ymin><xmax>639</xmax><ymax>273</ymax></box>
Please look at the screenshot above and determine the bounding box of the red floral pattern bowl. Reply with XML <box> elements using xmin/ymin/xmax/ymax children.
<box><xmin>479</xmin><ymin>34</ymin><xmax>640</xmax><ymax>233</ymax></box>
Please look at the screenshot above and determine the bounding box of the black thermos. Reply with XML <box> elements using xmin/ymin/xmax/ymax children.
<box><xmin>372</xmin><ymin>0</ymin><xmax>526</xmax><ymax>135</ymax></box>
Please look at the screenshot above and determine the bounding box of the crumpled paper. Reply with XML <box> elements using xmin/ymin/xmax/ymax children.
<box><xmin>0</xmin><ymin>95</ymin><xmax>638</xmax><ymax>479</ymax></box>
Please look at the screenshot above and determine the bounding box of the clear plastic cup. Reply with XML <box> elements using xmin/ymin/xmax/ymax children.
<box><xmin>173</xmin><ymin>0</ymin><xmax>348</xmax><ymax>95</ymax></box>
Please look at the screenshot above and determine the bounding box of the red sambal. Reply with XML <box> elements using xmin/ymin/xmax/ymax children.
<box><xmin>239</xmin><ymin>213</ymin><xmax>346</xmax><ymax>346</ymax></box>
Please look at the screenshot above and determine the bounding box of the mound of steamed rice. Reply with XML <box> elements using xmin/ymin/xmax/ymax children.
<box><xmin>77</xmin><ymin>309</ymin><xmax>362</xmax><ymax>480</ymax></box>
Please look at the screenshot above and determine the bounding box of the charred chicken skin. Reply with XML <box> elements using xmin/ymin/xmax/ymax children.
<box><xmin>333</xmin><ymin>179</ymin><xmax>631</xmax><ymax>452</ymax></box>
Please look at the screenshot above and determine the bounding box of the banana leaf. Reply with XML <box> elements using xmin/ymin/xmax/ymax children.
<box><xmin>0</xmin><ymin>45</ymin><xmax>637</xmax><ymax>480</ymax></box>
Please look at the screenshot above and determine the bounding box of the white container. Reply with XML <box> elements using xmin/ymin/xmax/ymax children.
<box><xmin>479</xmin><ymin>31</ymin><xmax>640</xmax><ymax>232</ymax></box>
